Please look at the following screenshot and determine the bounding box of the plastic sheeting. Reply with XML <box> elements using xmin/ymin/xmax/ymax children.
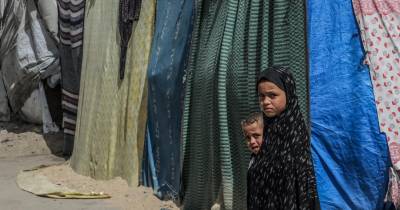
<box><xmin>36</xmin><ymin>0</ymin><xmax>58</xmax><ymax>41</ymax></box>
<box><xmin>141</xmin><ymin>0</ymin><xmax>193</xmax><ymax>200</ymax></box>
<box><xmin>308</xmin><ymin>0</ymin><xmax>391</xmax><ymax>209</ymax></box>
<box><xmin>0</xmin><ymin>0</ymin><xmax>59</xmax><ymax>130</ymax></box>
<box><xmin>1</xmin><ymin>0</ymin><xmax>60</xmax><ymax>112</ymax></box>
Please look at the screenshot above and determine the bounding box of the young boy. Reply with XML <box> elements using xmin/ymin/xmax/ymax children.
<box><xmin>241</xmin><ymin>112</ymin><xmax>264</xmax><ymax>167</ymax></box>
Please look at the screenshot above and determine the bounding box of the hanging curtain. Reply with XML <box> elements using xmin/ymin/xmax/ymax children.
<box><xmin>352</xmin><ymin>0</ymin><xmax>400</xmax><ymax>207</ymax></box>
<box><xmin>70</xmin><ymin>0</ymin><xmax>155</xmax><ymax>186</ymax></box>
<box><xmin>308</xmin><ymin>0</ymin><xmax>391</xmax><ymax>209</ymax></box>
<box><xmin>141</xmin><ymin>0</ymin><xmax>194</xmax><ymax>200</ymax></box>
<box><xmin>181</xmin><ymin>0</ymin><xmax>308</xmax><ymax>209</ymax></box>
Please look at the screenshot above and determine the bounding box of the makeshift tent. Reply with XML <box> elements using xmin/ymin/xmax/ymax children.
<box><xmin>308</xmin><ymin>0</ymin><xmax>391</xmax><ymax>209</ymax></box>
<box><xmin>2</xmin><ymin>0</ymin><xmax>396</xmax><ymax>209</ymax></box>
<box><xmin>70</xmin><ymin>0</ymin><xmax>155</xmax><ymax>186</ymax></box>
<box><xmin>181</xmin><ymin>0</ymin><xmax>308</xmax><ymax>209</ymax></box>
<box><xmin>141</xmin><ymin>0</ymin><xmax>194</xmax><ymax>200</ymax></box>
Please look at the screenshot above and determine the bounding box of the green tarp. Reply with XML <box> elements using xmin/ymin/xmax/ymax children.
<box><xmin>181</xmin><ymin>0</ymin><xmax>308</xmax><ymax>209</ymax></box>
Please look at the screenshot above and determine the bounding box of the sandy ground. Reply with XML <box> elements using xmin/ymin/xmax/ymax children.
<box><xmin>0</xmin><ymin>120</ymin><xmax>180</xmax><ymax>210</ymax></box>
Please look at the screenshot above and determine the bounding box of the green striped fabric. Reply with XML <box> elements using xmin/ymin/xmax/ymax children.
<box><xmin>181</xmin><ymin>0</ymin><xmax>308</xmax><ymax>209</ymax></box>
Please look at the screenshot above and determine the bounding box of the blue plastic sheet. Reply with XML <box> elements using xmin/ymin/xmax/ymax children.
<box><xmin>141</xmin><ymin>0</ymin><xmax>193</xmax><ymax>200</ymax></box>
<box><xmin>307</xmin><ymin>0</ymin><xmax>391</xmax><ymax>209</ymax></box>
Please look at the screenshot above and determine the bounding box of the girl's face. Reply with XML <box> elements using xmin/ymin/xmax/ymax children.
<box><xmin>258</xmin><ymin>81</ymin><xmax>287</xmax><ymax>118</ymax></box>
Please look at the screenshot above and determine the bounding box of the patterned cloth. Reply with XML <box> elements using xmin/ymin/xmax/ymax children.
<box><xmin>352</xmin><ymin>0</ymin><xmax>400</xmax><ymax>207</ymax></box>
<box><xmin>247</xmin><ymin>67</ymin><xmax>319</xmax><ymax>210</ymax></box>
<box><xmin>58</xmin><ymin>0</ymin><xmax>85</xmax><ymax>155</ymax></box>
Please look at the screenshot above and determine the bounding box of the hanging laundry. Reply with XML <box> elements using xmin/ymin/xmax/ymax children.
<box><xmin>70</xmin><ymin>0</ymin><xmax>154</xmax><ymax>187</ymax></box>
<box><xmin>352</xmin><ymin>1</ymin><xmax>400</xmax><ymax>207</ymax></box>
<box><xmin>308</xmin><ymin>0</ymin><xmax>391</xmax><ymax>209</ymax></box>
<box><xmin>141</xmin><ymin>0</ymin><xmax>193</xmax><ymax>200</ymax></box>
<box><xmin>181</xmin><ymin>0</ymin><xmax>309</xmax><ymax>209</ymax></box>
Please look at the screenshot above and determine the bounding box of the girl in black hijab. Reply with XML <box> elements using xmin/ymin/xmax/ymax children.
<box><xmin>247</xmin><ymin>66</ymin><xmax>320</xmax><ymax>210</ymax></box>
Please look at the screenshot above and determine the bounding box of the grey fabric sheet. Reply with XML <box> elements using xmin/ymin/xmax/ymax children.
<box><xmin>0</xmin><ymin>0</ymin><xmax>60</xmax><ymax>121</ymax></box>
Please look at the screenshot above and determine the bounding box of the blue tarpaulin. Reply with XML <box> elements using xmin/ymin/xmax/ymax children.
<box><xmin>308</xmin><ymin>0</ymin><xmax>391</xmax><ymax>209</ymax></box>
<box><xmin>141</xmin><ymin>0</ymin><xmax>193</xmax><ymax>200</ymax></box>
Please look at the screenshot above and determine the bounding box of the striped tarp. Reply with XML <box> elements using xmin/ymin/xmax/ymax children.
<box><xmin>58</xmin><ymin>0</ymin><xmax>85</xmax><ymax>155</ymax></box>
<box><xmin>181</xmin><ymin>0</ymin><xmax>308</xmax><ymax>209</ymax></box>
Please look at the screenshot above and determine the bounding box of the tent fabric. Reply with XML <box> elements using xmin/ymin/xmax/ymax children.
<box><xmin>140</xmin><ymin>0</ymin><xmax>193</xmax><ymax>200</ymax></box>
<box><xmin>57</xmin><ymin>0</ymin><xmax>85</xmax><ymax>155</ymax></box>
<box><xmin>308</xmin><ymin>0</ymin><xmax>391</xmax><ymax>209</ymax></box>
<box><xmin>181</xmin><ymin>0</ymin><xmax>308</xmax><ymax>209</ymax></box>
<box><xmin>352</xmin><ymin>1</ymin><xmax>400</xmax><ymax>206</ymax></box>
<box><xmin>70</xmin><ymin>0</ymin><xmax>154</xmax><ymax>187</ymax></box>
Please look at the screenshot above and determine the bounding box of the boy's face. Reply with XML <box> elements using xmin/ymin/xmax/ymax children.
<box><xmin>258</xmin><ymin>81</ymin><xmax>287</xmax><ymax>118</ymax></box>
<box><xmin>243</xmin><ymin>121</ymin><xmax>263</xmax><ymax>154</ymax></box>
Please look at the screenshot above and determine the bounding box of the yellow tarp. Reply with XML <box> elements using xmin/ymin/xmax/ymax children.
<box><xmin>70</xmin><ymin>0</ymin><xmax>155</xmax><ymax>186</ymax></box>
<box><xmin>17</xmin><ymin>165</ymin><xmax>111</xmax><ymax>199</ymax></box>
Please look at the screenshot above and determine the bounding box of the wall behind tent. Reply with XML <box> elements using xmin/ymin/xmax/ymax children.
<box><xmin>308</xmin><ymin>0</ymin><xmax>390</xmax><ymax>209</ymax></box>
<box><xmin>141</xmin><ymin>0</ymin><xmax>194</xmax><ymax>200</ymax></box>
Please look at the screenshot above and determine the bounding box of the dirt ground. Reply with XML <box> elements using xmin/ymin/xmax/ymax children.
<box><xmin>0</xmin><ymin>119</ymin><xmax>180</xmax><ymax>210</ymax></box>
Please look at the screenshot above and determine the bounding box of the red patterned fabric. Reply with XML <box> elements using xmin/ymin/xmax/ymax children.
<box><xmin>353</xmin><ymin>0</ymin><xmax>400</xmax><ymax>207</ymax></box>
<box><xmin>354</xmin><ymin>0</ymin><xmax>400</xmax><ymax>15</ymax></box>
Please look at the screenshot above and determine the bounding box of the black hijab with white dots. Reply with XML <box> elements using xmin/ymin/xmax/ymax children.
<box><xmin>247</xmin><ymin>66</ymin><xmax>319</xmax><ymax>210</ymax></box>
